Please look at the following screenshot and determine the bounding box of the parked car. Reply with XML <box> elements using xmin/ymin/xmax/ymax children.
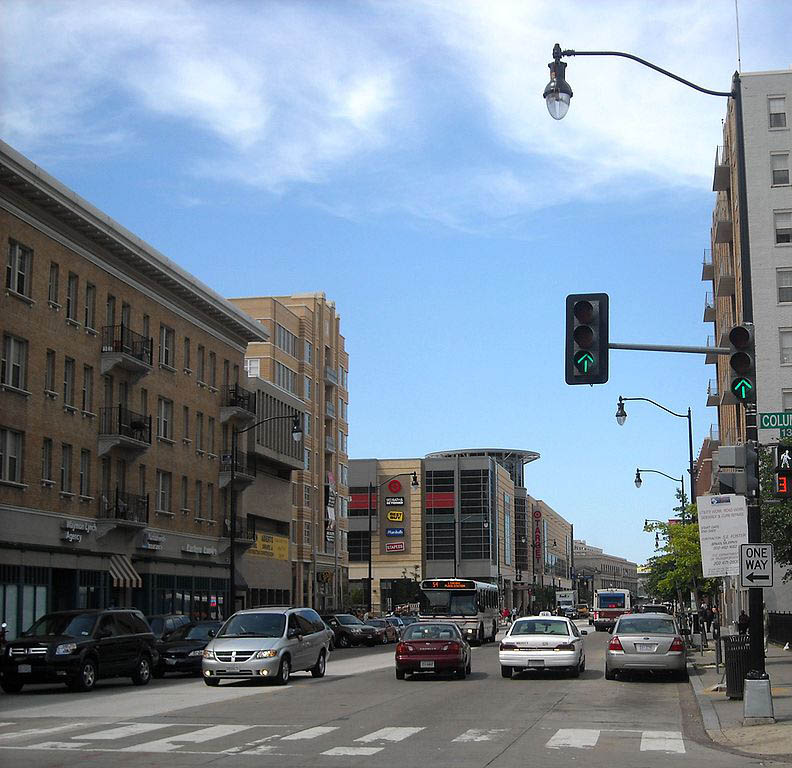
<box><xmin>202</xmin><ymin>607</ymin><xmax>331</xmax><ymax>686</ymax></box>
<box><xmin>395</xmin><ymin>621</ymin><xmax>471</xmax><ymax>679</ymax></box>
<box><xmin>0</xmin><ymin>609</ymin><xmax>156</xmax><ymax>693</ymax></box>
<box><xmin>153</xmin><ymin>620</ymin><xmax>222</xmax><ymax>678</ymax></box>
<box><xmin>321</xmin><ymin>614</ymin><xmax>378</xmax><ymax>648</ymax></box>
<box><xmin>638</xmin><ymin>603</ymin><xmax>671</xmax><ymax>614</ymax></box>
<box><xmin>146</xmin><ymin>614</ymin><xmax>192</xmax><ymax>639</ymax></box>
<box><xmin>499</xmin><ymin>615</ymin><xmax>586</xmax><ymax>679</ymax></box>
<box><xmin>385</xmin><ymin>616</ymin><xmax>406</xmax><ymax>635</ymax></box>
<box><xmin>575</xmin><ymin>603</ymin><xmax>589</xmax><ymax>619</ymax></box>
<box><xmin>605</xmin><ymin>613</ymin><xmax>687</xmax><ymax>681</ymax></box>
<box><xmin>365</xmin><ymin>618</ymin><xmax>399</xmax><ymax>643</ymax></box>
<box><xmin>323</xmin><ymin>621</ymin><xmax>336</xmax><ymax>650</ymax></box>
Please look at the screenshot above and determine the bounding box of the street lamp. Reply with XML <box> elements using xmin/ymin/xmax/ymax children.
<box><xmin>227</xmin><ymin>413</ymin><xmax>302</xmax><ymax>618</ymax></box>
<box><xmin>634</xmin><ymin>467</ymin><xmax>686</xmax><ymax>524</ymax></box>
<box><xmin>367</xmin><ymin>471</ymin><xmax>420</xmax><ymax>614</ymax></box>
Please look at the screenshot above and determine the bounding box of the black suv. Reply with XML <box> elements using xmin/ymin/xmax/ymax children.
<box><xmin>321</xmin><ymin>614</ymin><xmax>378</xmax><ymax>648</ymax></box>
<box><xmin>0</xmin><ymin>609</ymin><xmax>156</xmax><ymax>693</ymax></box>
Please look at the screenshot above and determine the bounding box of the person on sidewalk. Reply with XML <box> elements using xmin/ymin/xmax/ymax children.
<box><xmin>704</xmin><ymin>604</ymin><xmax>714</xmax><ymax>634</ymax></box>
<box><xmin>738</xmin><ymin>609</ymin><xmax>750</xmax><ymax>635</ymax></box>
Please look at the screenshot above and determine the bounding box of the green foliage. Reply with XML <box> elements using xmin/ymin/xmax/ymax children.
<box><xmin>759</xmin><ymin>442</ymin><xmax>792</xmax><ymax>582</ymax></box>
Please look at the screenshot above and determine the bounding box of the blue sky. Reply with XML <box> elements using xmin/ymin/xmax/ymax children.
<box><xmin>3</xmin><ymin>0</ymin><xmax>791</xmax><ymax>567</ymax></box>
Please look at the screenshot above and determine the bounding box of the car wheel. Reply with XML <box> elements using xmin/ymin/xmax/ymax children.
<box><xmin>381</xmin><ymin>634</ymin><xmax>388</xmax><ymax>644</ymax></box>
<box><xmin>0</xmin><ymin>680</ymin><xmax>23</xmax><ymax>694</ymax></box>
<box><xmin>604</xmin><ymin>666</ymin><xmax>616</xmax><ymax>681</ymax></box>
<box><xmin>395</xmin><ymin>667</ymin><xmax>405</xmax><ymax>680</ymax></box>
<box><xmin>72</xmin><ymin>658</ymin><xmax>98</xmax><ymax>692</ymax></box>
<box><xmin>500</xmin><ymin>665</ymin><xmax>512</xmax><ymax>679</ymax></box>
<box><xmin>275</xmin><ymin>656</ymin><xmax>290</xmax><ymax>685</ymax></box>
<box><xmin>337</xmin><ymin>634</ymin><xmax>350</xmax><ymax>649</ymax></box>
<box><xmin>311</xmin><ymin>650</ymin><xmax>326</xmax><ymax>678</ymax></box>
<box><xmin>131</xmin><ymin>655</ymin><xmax>152</xmax><ymax>686</ymax></box>
<box><xmin>204</xmin><ymin>677</ymin><xmax>220</xmax><ymax>687</ymax></box>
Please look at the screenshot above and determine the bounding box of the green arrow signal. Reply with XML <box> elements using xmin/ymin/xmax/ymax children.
<box><xmin>732</xmin><ymin>377</ymin><xmax>753</xmax><ymax>400</ymax></box>
<box><xmin>574</xmin><ymin>351</ymin><xmax>595</xmax><ymax>373</ymax></box>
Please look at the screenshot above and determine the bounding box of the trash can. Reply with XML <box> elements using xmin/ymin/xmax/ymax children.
<box><xmin>724</xmin><ymin>634</ymin><xmax>751</xmax><ymax>699</ymax></box>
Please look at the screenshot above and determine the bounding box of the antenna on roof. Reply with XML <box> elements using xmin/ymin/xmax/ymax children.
<box><xmin>734</xmin><ymin>0</ymin><xmax>742</xmax><ymax>72</ymax></box>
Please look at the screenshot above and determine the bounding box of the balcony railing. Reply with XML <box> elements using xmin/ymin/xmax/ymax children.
<box><xmin>325</xmin><ymin>400</ymin><xmax>336</xmax><ymax>418</ymax></box>
<box><xmin>100</xmin><ymin>489</ymin><xmax>149</xmax><ymax>525</ymax></box>
<box><xmin>324</xmin><ymin>366</ymin><xmax>338</xmax><ymax>385</ymax></box>
<box><xmin>701</xmin><ymin>249</ymin><xmax>713</xmax><ymax>281</ymax></box>
<box><xmin>706</xmin><ymin>379</ymin><xmax>720</xmax><ymax>407</ymax></box>
<box><xmin>101</xmin><ymin>325</ymin><xmax>153</xmax><ymax>366</ymax></box>
<box><xmin>220</xmin><ymin>450</ymin><xmax>255</xmax><ymax>477</ymax></box>
<box><xmin>325</xmin><ymin>435</ymin><xmax>336</xmax><ymax>453</ymax></box>
<box><xmin>100</xmin><ymin>406</ymin><xmax>152</xmax><ymax>444</ymax></box>
<box><xmin>221</xmin><ymin>384</ymin><xmax>255</xmax><ymax>415</ymax></box>
<box><xmin>703</xmin><ymin>291</ymin><xmax>715</xmax><ymax>322</ymax></box>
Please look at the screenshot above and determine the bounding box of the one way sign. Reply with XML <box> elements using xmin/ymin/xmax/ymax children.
<box><xmin>740</xmin><ymin>543</ymin><xmax>774</xmax><ymax>588</ymax></box>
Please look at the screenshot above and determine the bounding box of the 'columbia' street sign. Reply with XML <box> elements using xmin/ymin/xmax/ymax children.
<box><xmin>760</xmin><ymin>412</ymin><xmax>792</xmax><ymax>437</ymax></box>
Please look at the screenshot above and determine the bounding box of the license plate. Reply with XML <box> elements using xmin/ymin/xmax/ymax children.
<box><xmin>224</xmin><ymin>665</ymin><xmax>240</xmax><ymax>673</ymax></box>
<box><xmin>165</xmin><ymin>658</ymin><xmax>177</xmax><ymax>665</ymax></box>
<box><xmin>528</xmin><ymin>659</ymin><xmax>545</xmax><ymax>667</ymax></box>
<box><xmin>635</xmin><ymin>643</ymin><xmax>656</xmax><ymax>653</ymax></box>
<box><xmin>420</xmin><ymin>661</ymin><xmax>435</xmax><ymax>669</ymax></box>
<box><xmin>17</xmin><ymin>664</ymin><xmax>31</xmax><ymax>674</ymax></box>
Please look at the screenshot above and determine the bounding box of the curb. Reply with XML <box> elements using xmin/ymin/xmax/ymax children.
<box><xmin>687</xmin><ymin>660</ymin><xmax>724</xmax><ymax>739</ymax></box>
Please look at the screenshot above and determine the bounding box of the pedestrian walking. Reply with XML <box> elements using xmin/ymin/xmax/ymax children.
<box><xmin>704</xmin><ymin>605</ymin><xmax>713</xmax><ymax>634</ymax></box>
<box><xmin>511</xmin><ymin>607</ymin><xmax>517</xmax><ymax>623</ymax></box>
<box><xmin>738</xmin><ymin>609</ymin><xmax>750</xmax><ymax>635</ymax></box>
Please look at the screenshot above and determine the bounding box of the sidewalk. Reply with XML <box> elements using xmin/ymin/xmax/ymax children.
<box><xmin>688</xmin><ymin>640</ymin><xmax>792</xmax><ymax>758</ymax></box>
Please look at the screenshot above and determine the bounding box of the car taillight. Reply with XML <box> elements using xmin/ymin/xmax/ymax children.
<box><xmin>554</xmin><ymin>643</ymin><xmax>575</xmax><ymax>651</ymax></box>
<box><xmin>396</xmin><ymin>643</ymin><xmax>407</xmax><ymax>654</ymax></box>
<box><xmin>669</xmin><ymin>636</ymin><xmax>684</xmax><ymax>652</ymax></box>
<box><xmin>608</xmin><ymin>635</ymin><xmax>623</xmax><ymax>651</ymax></box>
<box><xmin>447</xmin><ymin>642</ymin><xmax>460</xmax><ymax>654</ymax></box>
<box><xmin>499</xmin><ymin>642</ymin><xmax>517</xmax><ymax>651</ymax></box>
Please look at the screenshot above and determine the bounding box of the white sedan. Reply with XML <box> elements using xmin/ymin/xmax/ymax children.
<box><xmin>499</xmin><ymin>615</ymin><xmax>587</xmax><ymax>678</ymax></box>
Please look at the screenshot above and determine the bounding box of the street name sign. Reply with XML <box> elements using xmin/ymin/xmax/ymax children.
<box><xmin>759</xmin><ymin>411</ymin><xmax>792</xmax><ymax>437</ymax></box>
<box><xmin>696</xmin><ymin>494</ymin><xmax>748</xmax><ymax>577</ymax></box>
<box><xmin>740</xmin><ymin>543</ymin><xmax>774</xmax><ymax>588</ymax></box>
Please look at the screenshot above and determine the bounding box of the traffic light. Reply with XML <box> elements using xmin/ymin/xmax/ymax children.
<box><xmin>717</xmin><ymin>443</ymin><xmax>759</xmax><ymax>496</ymax></box>
<box><xmin>565</xmin><ymin>293</ymin><xmax>609</xmax><ymax>385</ymax></box>
<box><xmin>775</xmin><ymin>445</ymin><xmax>792</xmax><ymax>498</ymax></box>
<box><xmin>728</xmin><ymin>323</ymin><xmax>756</xmax><ymax>403</ymax></box>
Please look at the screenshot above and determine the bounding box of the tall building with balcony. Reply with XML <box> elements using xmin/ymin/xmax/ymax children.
<box><xmin>0</xmin><ymin>141</ymin><xmax>268</xmax><ymax>637</ymax></box>
<box><xmin>227</xmin><ymin>293</ymin><xmax>349</xmax><ymax>611</ymax></box>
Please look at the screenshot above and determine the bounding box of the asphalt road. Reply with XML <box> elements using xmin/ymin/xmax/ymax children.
<box><xmin>0</xmin><ymin>623</ymin><xmax>784</xmax><ymax>768</ymax></box>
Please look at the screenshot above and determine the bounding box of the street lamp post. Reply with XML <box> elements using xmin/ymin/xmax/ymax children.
<box><xmin>634</xmin><ymin>467</ymin><xmax>686</xmax><ymax>524</ymax></box>
<box><xmin>227</xmin><ymin>413</ymin><xmax>302</xmax><ymax>619</ymax></box>
<box><xmin>368</xmin><ymin>471</ymin><xmax>419</xmax><ymax>614</ymax></box>
<box><xmin>545</xmin><ymin>42</ymin><xmax>763</xmax><ymax>674</ymax></box>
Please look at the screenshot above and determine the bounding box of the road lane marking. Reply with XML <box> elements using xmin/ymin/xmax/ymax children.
<box><xmin>80</xmin><ymin>723</ymin><xmax>173</xmax><ymax>740</ymax></box>
<box><xmin>323</xmin><ymin>746</ymin><xmax>383</xmax><ymax>755</ymax></box>
<box><xmin>546</xmin><ymin>729</ymin><xmax>601</xmax><ymax>749</ymax></box>
<box><xmin>282</xmin><ymin>726</ymin><xmax>339</xmax><ymax>740</ymax></box>
<box><xmin>640</xmin><ymin>731</ymin><xmax>685</xmax><ymax>753</ymax></box>
<box><xmin>121</xmin><ymin>724</ymin><xmax>254</xmax><ymax>752</ymax></box>
<box><xmin>23</xmin><ymin>741</ymin><xmax>89</xmax><ymax>750</ymax></box>
<box><xmin>0</xmin><ymin>723</ymin><xmax>87</xmax><ymax>741</ymax></box>
<box><xmin>0</xmin><ymin>724</ymin><xmax>15</xmax><ymax>728</ymax></box>
<box><xmin>453</xmin><ymin>728</ymin><xmax>509</xmax><ymax>742</ymax></box>
<box><xmin>355</xmin><ymin>727</ymin><xmax>424</xmax><ymax>743</ymax></box>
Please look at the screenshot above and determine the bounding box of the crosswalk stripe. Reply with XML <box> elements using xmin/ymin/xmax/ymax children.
<box><xmin>453</xmin><ymin>728</ymin><xmax>508</xmax><ymax>742</ymax></box>
<box><xmin>0</xmin><ymin>723</ymin><xmax>87</xmax><ymax>742</ymax></box>
<box><xmin>282</xmin><ymin>726</ymin><xmax>339</xmax><ymax>740</ymax></box>
<box><xmin>0</xmin><ymin>724</ymin><xmax>15</xmax><ymax>728</ymax></box>
<box><xmin>546</xmin><ymin>729</ymin><xmax>601</xmax><ymax>749</ymax></box>
<box><xmin>121</xmin><ymin>724</ymin><xmax>254</xmax><ymax>753</ymax></box>
<box><xmin>355</xmin><ymin>727</ymin><xmax>423</xmax><ymax>743</ymax></box>
<box><xmin>323</xmin><ymin>746</ymin><xmax>383</xmax><ymax>756</ymax></box>
<box><xmin>640</xmin><ymin>731</ymin><xmax>685</xmax><ymax>753</ymax></box>
<box><xmin>22</xmin><ymin>741</ymin><xmax>89</xmax><ymax>750</ymax></box>
<box><xmin>80</xmin><ymin>723</ymin><xmax>172</xmax><ymax>740</ymax></box>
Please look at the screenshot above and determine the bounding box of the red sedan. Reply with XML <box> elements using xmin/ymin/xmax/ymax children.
<box><xmin>395</xmin><ymin>622</ymin><xmax>471</xmax><ymax>679</ymax></box>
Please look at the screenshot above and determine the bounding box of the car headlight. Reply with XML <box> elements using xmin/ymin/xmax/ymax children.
<box><xmin>351</xmin><ymin>628</ymin><xmax>362</xmax><ymax>633</ymax></box>
<box><xmin>202</xmin><ymin>649</ymin><xmax>215</xmax><ymax>659</ymax></box>
<box><xmin>55</xmin><ymin>642</ymin><xmax>77</xmax><ymax>655</ymax></box>
<box><xmin>188</xmin><ymin>649</ymin><xmax>203</xmax><ymax>657</ymax></box>
<box><xmin>254</xmin><ymin>649</ymin><xmax>278</xmax><ymax>659</ymax></box>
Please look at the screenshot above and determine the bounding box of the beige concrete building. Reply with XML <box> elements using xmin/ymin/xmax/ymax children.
<box><xmin>228</xmin><ymin>294</ymin><xmax>349</xmax><ymax>610</ymax></box>
<box><xmin>572</xmin><ymin>540</ymin><xmax>638</xmax><ymax>602</ymax></box>
<box><xmin>0</xmin><ymin>140</ymin><xmax>270</xmax><ymax>636</ymax></box>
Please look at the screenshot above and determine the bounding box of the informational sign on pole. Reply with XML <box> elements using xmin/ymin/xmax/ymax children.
<box><xmin>740</xmin><ymin>543</ymin><xmax>774</xmax><ymax>588</ymax></box>
<box><xmin>696</xmin><ymin>494</ymin><xmax>749</xmax><ymax>577</ymax></box>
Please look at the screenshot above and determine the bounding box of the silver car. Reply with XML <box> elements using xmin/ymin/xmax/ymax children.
<box><xmin>202</xmin><ymin>607</ymin><xmax>331</xmax><ymax>686</ymax></box>
<box><xmin>605</xmin><ymin>613</ymin><xmax>687</xmax><ymax>681</ymax></box>
<box><xmin>499</xmin><ymin>615</ymin><xmax>586</xmax><ymax>678</ymax></box>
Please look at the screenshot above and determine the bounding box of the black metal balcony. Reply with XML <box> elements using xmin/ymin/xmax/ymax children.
<box><xmin>100</xmin><ymin>489</ymin><xmax>149</xmax><ymax>526</ymax></box>
<box><xmin>219</xmin><ymin>449</ymin><xmax>255</xmax><ymax>489</ymax></box>
<box><xmin>220</xmin><ymin>384</ymin><xmax>256</xmax><ymax>425</ymax></box>
<box><xmin>99</xmin><ymin>406</ymin><xmax>152</xmax><ymax>456</ymax></box>
<box><xmin>100</xmin><ymin>325</ymin><xmax>153</xmax><ymax>376</ymax></box>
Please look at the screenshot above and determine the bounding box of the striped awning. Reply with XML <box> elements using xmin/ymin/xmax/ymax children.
<box><xmin>109</xmin><ymin>554</ymin><xmax>142</xmax><ymax>589</ymax></box>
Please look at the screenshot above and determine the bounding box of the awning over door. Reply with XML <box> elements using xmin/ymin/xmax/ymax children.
<box><xmin>109</xmin><ymin>554</ymin><xmax>142</xmax><ymax>589</ymax></box>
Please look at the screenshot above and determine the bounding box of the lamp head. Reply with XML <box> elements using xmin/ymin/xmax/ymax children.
<box><xmin>615</xmin><ymin>397</ymin><xmax>627</xmax><ymax>426</ymax></box>
<box><xmin>543</xmin><ymin>45</ymin><xmax>572</xmax><ymax>120</ymax></box>
<box><xmin>410</xmin><ymin>471</ymin><xmax>419</xmax><ymax>489</ymax></box>
<box><xmin>291</xmin><ymin>414</ymin><xmax>303</xmax><ymax>442</ymax></box>
<box><xmin>634</xmin><ymin>469</ymin><xmax>642</xmax><ymax>488</ymax></box>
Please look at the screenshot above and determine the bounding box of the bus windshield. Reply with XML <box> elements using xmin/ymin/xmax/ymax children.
<box><xmin>420</xmin><ymin>590</ymin><xmax>477</xmax><ymax>616</ymax></box>
<box><xmin>597</xmin><ymin>592</ymin><xmax>626</xmax><ymax>609</ymax></box>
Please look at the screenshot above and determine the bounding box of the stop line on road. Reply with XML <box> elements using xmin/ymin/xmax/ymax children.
<box><xmin>546</xmin><ymin>727</ymin><xmax>685</xmax><ymax>753</ymax></box>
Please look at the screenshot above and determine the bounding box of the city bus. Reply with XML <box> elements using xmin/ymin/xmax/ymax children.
<box><xmin>592</xmin><ymin>588</ymin><xmax>632</xmax><ymax>631</ymax></box>
<box><xmin>418</xmin><ymin>578</ymin><xmax>499</xmax><ymax>644</ymax></box>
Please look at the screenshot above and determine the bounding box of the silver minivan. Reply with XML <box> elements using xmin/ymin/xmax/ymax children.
<box><xmin>202</xmin><ymin>607</ymin><xmax>331</xmax><ymax>686</ymax></box>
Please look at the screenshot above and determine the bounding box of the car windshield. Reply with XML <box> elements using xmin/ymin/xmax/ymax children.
<box><xmin>511</xmin><ymin>619</ymin><xmax>569</xmax><ymax>636</ymax></box>
<box><xmin>218</xmin><ymin>613</ymin><xmax>285</xmax><ymax>638</ymax></box>
<box><xmin>24</xmin><ymin>613</ymin><xmax>97</xmax><ymax>638</ymax></box>
<box><xmin>336</xmin><ymin>615</ymin><xmax>364</xmax><ymax>626</ymax></box>
<box><xmin>403</xmin><ymin>624</ymin><xmax>459</xmax><ymax>640</ymax></box>
<box><xmin>419</xmin><ymin>590</ymin><xmax>477</xmax><ymax>616</ymax></box>
<box><xmin>617</xmin><ymin>618</ymin><xmax>677</xmax><ymax>635</ymax></box>
<box><xmin>169</xmin><ymin>623</ymin><xmax>220</xmax><ymax>641</ymax></box>
<box><xmin>148</xmin><ymin>618</ymin><xmax>165</xmax><ymax>636</ymax></box>
<box><xmin>366</xmin><ymin>619</ymin><xmax>385</xmax><ymax>627</ymax></box>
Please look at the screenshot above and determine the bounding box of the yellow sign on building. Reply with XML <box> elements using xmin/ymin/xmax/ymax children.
<box><xmin>386</xmin><ymin>510</ymin><xmax>404</xmax><ymax>522</ymax></box>
<box><xmin>249</xmin><ymin>533</ymin><xmax>289</xmax><ymax>560</ymax></box>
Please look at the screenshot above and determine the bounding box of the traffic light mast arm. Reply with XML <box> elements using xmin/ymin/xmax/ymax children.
<box><xmin>609</xmin><ymin>342</ymin><xmax>730</xmax><ymax>355</ymax></box>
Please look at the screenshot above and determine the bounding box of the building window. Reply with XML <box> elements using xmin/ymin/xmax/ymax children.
<box><xmin>304</xmin><ymin>376</ymin><xmax>312</xmax><ymax>401</ymax></box>
<box><xmin>182</xmin><ymin>406</ymin><xmax>190</xmax><ymax>440</ymax></box>
<box><xmin>304</xmin><ymin>341</ymin><xmax>313</xmax><ymax>363</ymax></box>
<box><xmin>208</xmin><ymin>351</ymin><xmax>216</xmax><ymax>387</ymax></box>
<box><xmin>244</xmin><ymin>358</ymin><xmax>260</xmax><ymax>377</ymax></box>
<box><xmin>197</xmin><ymin>344</ymin><xmax>205</xmax><ymax>382</ymax></box>
<box><xmin>778</xmin><ymin>270</ymin><xmax>792</xmax><ymax>303</ymax></box>
<box><xmin>783</xmin><ymin>390</ymin><xmax>792</xmax><ymax>411</ymax></box>
<box><xmin>303</xmin><ymin>521</ymin><xmax>311</xmax><ymax>545</ymax></box>
<box><xmin>304</xmin><ymin>448</ymin><xmax>311</xmax><ymax>469</ymax></box>
<box><xmin>195</xmin><ymin>480</ymin><xmax>203</xmax><ymax>517</ymax></box>
<box><xmin>180</xmin><ymin>475</ymin><xmax>188</xmax><ymax>511</ymax></box>
<box><xmin>79</xmin><ymin>449</ymin><xmax>91</xmax><ymax>497</ymax></box>
<box><xmin>84</xmin><ymin>283</ymin><xmax>96</xmax><ymax>329</ymax></box>
<box><xmin>82</xmin><ymin>365</ymin><xmax>93</xmax><ymax>412</ymax></box>
<box><xmin>183</xmin><ymin>337</ymin><xmax>191</xmax><ymax>370</ymax></box>
<box><xmin>340</xmin><ymin>464</ymin><xmax>348</xmax><ymax>486</ymax></box>
<box><xmin>304</xmin><ymin>485</ymin><xmax>311</xmax><ymax>506</ymax></box>
<box><xmin>338</xmin><ymin>398</ymin><xmax>347</xmax><ymax>420</ymax></box>
<box><xmin>6</xmin><ymin>239</ymin><xmax>32</xmax><ymax>298</ymax></box>
<box><xmin>66</xmin><ymin>272</ymin><xmax>79</xmax><ymax>321</ymax></box>
<box><xmin>338</xmin><ymin>430</ymin><xmax>347</xmax><ymax>454</ymax></box>
<box><xmin>276</xmin><ymin>324</ymin><xmax>298</xmax><ymax>356</ymax></box>
<box><xmin>157</xmin><ymin>397</ymin><xmax>173</xmax><ymax>439</ymax></box>
<box><xmin>45</xmin><ymin>349</ymin><xmax>55</xmax><ymax>393</ymax></box>
<box><xmin>0</xmin><ymin>427</ymin><xmax>23</xmax><ymax>483</ymax></box>
<box><xmin>275</xmin><ymin>362</ymin><xmax>297</xmax><ymax>394</ymax></box>
<box><xmin>772</xmin><ymin>153</ymin><xmax>790</xmax><ymax>186</ymax></box>
<box><xmin>781</xmin><ymin>329</ymin><xmax>792</xmax><ymax>364</ymax></box>
<box><xmin>196</xmin><ymin>412</ymin><xmax>204</xmax><ymax>451</ymax></box>
<box><xmin>60</xmin><ymin>443</ymin><xmax>72</xmax><ymax>492</ymax></box>
<box><xmin>156</xmin><ymin>470</ymin><xmax>172</xmax><ymax>512</ymax></box>
<box><xmin>41</xmin><ymin>438</ymin><xmax>52</xmax><ymax>482</ymax></box>
<box><xmin>769</xmin><ymin>96</ymin><xmax>787</xmax><ymax>129</ymax></box>
<box><xmin>208</xmin><ymin>417</ymin><xmax>215</xmax><ymax>455</ymax></box>
<box><xmin>63</xmin><ymin>357</ymin><xmax>75</xmax><ymax>406</ymax></box>
<box><xmin>775</xmin><ymin>211</ymin><xmax>792</xmax><ymax>245</ymax></box>
<box><xmin>48</xmin><ymin>262</ymin><xmax>59</xmax><ymax>305</ymax></box>
<box><xmin>339</xmin><ymin>366</ymin><xmax>348</xmax><ymax>388</ymax></box>
<box><xmin>348</xmin><ymin>531</ymin><xmax>370</xmax><ymax>562</ymax></box>
<box><xmin>1</xmin><ymin>334</ymin><xmax>27</xmax><ymax>390</ymax></box>
<box><xmin>207</xmin><ymin>483</ymin><xmax>214</xmax><ymax>521</ymax></box>
<box><xmin>159</xmin><ymin>325</ymin><xmax>175</xmax><ymax>368</ymax></box>
<box><xmin>303</xmin><ymin>412</ymin><xmax>311</xmax><ymax>436</ymax></box>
